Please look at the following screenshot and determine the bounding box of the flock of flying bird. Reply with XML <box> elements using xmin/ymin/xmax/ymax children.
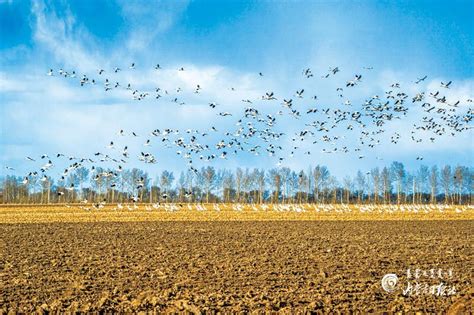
<box><xmin>4</xmin><ymin>63</ymin><xmax>473</xmax><ymax>201</ymax></box>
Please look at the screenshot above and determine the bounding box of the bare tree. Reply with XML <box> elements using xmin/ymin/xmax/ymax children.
<box><xmin>235</xmin><ymin>168</ymin><xmax>243</xmax><ymax>203</ymax></box>
<box><xmin>267</xmin><ymin>168</ymin><xmax>281</xmax><ymax>204</ymax></box>
<box><xmin>416</xmin><ymin>165</ymin><xmax>429</xmax><ymax>203</ymax></box>
<box><xmin>254</xmin><ymin>169</ymin><xmax>265</xmax><ymax>204</ymax></box>
<box><xmin>428</xmin><ymin>166</ymin><xmax>438</xmax><ymax>204</ymax></box>
<box><xmin>453</xmin><ymin>166</ymin><xmax>465</xmax><ymax>204</ymax></box>
<box><xmin>297</xmin><ymin>170</ymin><xmax>308</xmax><ymax>204</ymax></box>
<box><xmin>356</xmin><ymin>170</ymin><xmax>366</xmax><ymax>204</ymax></box>
<box><xmin>75</xmin><ymin>167</ymin><xmax>89</xmax><ymax>201</ymax></box>
<box><xmin>343</xmin><ymin>176</ymin><xmax>352</xmax><ymax>204</ymax></box>
<box><xmin>201</xmin><ymin>166</ymin><xmax>216</xmax><ymax>203</ymax></box>
<box><xmin>222</xmin><ymin>170</ymin><xmax>235</xmax><ymax>203</ymax></box>
<box><xmin>391</xmin><ymin>162</ymin><xmax>406</xmax><ymax>205</ymax></box>
<box><xmin>160</xmin><ymin>170</ymin><xmax>174</xmax><ymax>202</ymax></box>
<box><xmin>440</xmin><ymin>165</ymin><xmax>452</xmax><ymax>204</ymax></box>
<box><xmin>381</xmin><ymin>167</ymin><xmax>391</xmax><ymax>204</ymax></box>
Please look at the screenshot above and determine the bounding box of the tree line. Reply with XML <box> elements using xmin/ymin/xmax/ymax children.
<box><xmin>1</xmin><ymin>162</ymin><xmax>472</xmax><ymax>205</ymax></box>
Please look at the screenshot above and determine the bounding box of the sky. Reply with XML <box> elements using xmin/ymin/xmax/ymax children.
<box><xmin>0</xmin><ymin>0</ymin><xmax>473</xmax><ymax>180</ymax></box>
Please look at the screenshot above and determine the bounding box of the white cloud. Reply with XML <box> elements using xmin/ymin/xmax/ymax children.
<box><xmin>0</xmin><ymin>72</ymin><xmax>27</xmax><ymax>92</ymax></box>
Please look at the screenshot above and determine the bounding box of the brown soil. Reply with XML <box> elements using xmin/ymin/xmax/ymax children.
<box><xmin>1</xmin><ymin>221</ymin><xmax>472</xmax><ymax>313</ymax></box>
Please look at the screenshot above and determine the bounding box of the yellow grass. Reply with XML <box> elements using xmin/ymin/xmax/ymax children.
<box><xmin>0</xmin><ymin>203</ymin><xmax>473</xmax><ymax>223</ymax></box>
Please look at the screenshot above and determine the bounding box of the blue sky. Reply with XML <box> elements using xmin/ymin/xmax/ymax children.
<box><xmin>0</xmin><ymin>0</ymin><xmax>473</xmax><ymax>180</ymax></box>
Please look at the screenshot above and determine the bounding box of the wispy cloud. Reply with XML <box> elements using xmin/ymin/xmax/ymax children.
<box><xmin>116</xmin><ymin>0</ymin><xmax>189</xmax><ymax>52</ymax></box>
<box><xmin>31</xmin><ymin>0</ymin><xmax>110</xmax><ymax>72</ymax></box>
